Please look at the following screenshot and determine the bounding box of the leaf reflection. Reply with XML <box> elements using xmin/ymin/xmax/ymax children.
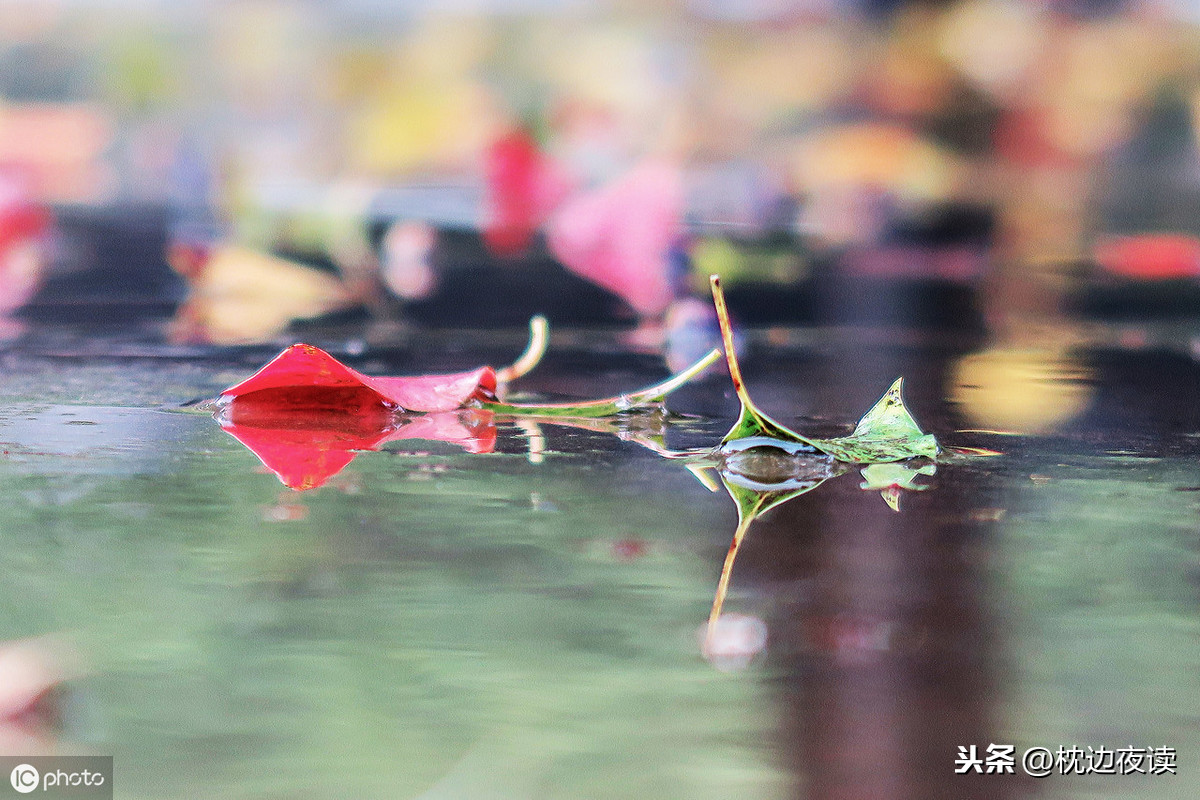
<box><xmin>859</xmin><ymin>461</ymin><xmax>937</xmax><ymax>512</ymax></box>
<box><xmin>699</xmin><ymin>444</ymin><xmax>842</xmax><ymax>656</ymax></box>
<box><xmin>699</xmin><ymin>448</ymin><xmax>941</xmax><ymax>659</ymax></box>
<box><xmin>216</xmin><ymin>403</ymin><xmax>496</xmax><ymax>491</ymax></box>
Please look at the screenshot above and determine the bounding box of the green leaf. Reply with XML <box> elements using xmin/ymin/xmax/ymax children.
<box><xmin>708</xmin><ymin>275</ymin><xmax>938</xmax><ymax>463</ymax></box>
<box><xmin>481</xmin><ymin>348</ymin><xmax>722</xmax><ymax>418</ymax></box>
<box><xmin>808</xmin><ymin>378</ymin><xmax>941</xmax><ymax>463</ymax></box>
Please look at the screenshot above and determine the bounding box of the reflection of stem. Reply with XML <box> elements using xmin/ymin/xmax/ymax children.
<box><xmin>496</xmin><ymin>316</ymin><xmax>549</xmax><ymax>385</ymax></box>
<box><xmin>483</xmin><ymin>348</ymin><xmax>721</xmax><ymax>418</ymax></box>
<box><xmin>685</xmin><ymin>464</ymin><xmax>722</xmax><ymax>492</ymax></box>
<box><xmin>514</xmin><ymin>419</ymin><xmax>546</xmax><ymax>464</ymax></box>
<box><xmin>705</xmin><ymin>514</ymin><xmax>753</xmax><ymax>652</ymax></box>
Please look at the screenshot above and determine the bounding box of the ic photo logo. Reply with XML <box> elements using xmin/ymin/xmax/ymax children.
<box><xmin>9</xmin><ymin>764</ymin><xmax>39</xmax><ymax>794</ymax></box>
<box><xmin>1</xmin><ymin>757</ymin><xmax>111</xmax><ymax>799</ymax></box>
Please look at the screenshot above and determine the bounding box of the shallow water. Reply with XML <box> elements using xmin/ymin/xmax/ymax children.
<box><xmin>1</xmin><ymin>324</ymin><xmax>1198</xmax><ymax>799</ymax></box>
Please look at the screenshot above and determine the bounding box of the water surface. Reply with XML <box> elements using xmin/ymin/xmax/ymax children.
<box><xmin>1</xmin><ymin>325</ymin><xmax>1197</xmax><ymax>799</ymax></box>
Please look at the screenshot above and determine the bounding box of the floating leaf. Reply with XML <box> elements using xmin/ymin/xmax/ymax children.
<box><xmin>709</xmin><ymin>275</ymin><xmax>938</xmax><ymax>463</ymax></box>
<box><xmin>218</xmin><ymin>316</ymin><xmax>548</xmax><ymax>414</ymax></box>
<box><xmin>217</xmin><ymin>312</ymin><xmax>714</xmax><ymax>423</ymax></box>
<box><xmin>220</xmin><ymin>344</ymin><xmax>497</xmax><ymax>414</ymax></box>
<box><xmin>811</xmin><ymin>379</ymin><xmax>940</xmax><ymax>463</ymax></box>
<box><xmin>218</xmin><ymin>389</ymin><xmax>720</xmax><ymax>491</ymax></box>
<box><xmin>700</xmin><ymin>278</ymin><xmax>941</xmax><ymax>652</ymax></box>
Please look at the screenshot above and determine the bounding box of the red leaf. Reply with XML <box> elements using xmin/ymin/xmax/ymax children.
<box><xmin>220</xmin><ymin>344</ymin><xmax>498</xmax><ymax>413</ymax></box>
<box><xmin>220</xmin><ymin>403</ymin><xmax>496</xmax><ymax>490</ymax></box>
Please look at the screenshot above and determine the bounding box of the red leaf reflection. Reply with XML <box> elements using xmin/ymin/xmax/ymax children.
<box><xmin>0</xmin><ymin>636</ymin><xmax>81</xmax><ymax>756</ymax></box>
<box><xmin>220</xmin><ymin>343</ymin><xmax>498</xmax><ymax>413</ymax></box>
<box><xmin>219</xmin><ymin>398</ymin><xmax>496</xmax><ymax>490</ymax></box>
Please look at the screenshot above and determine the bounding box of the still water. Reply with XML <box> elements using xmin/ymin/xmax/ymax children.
<box><xmin>1</xmin><ymin>324</ymin><xmax>1198</xmax><ymax>799</ymax></box>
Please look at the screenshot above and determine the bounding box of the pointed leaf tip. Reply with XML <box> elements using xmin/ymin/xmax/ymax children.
<box><xmin>854</xmin><ymin>376</ymin><xmax>916</xmax><ymax>434</ymax></box>
<box><xmin>851</xmin><ymin>377</ymin><xmax>925</xmax><ymax>439</ymax></box>
<box><xmin>809</xmin><ymin>377</ymin><xmax>940</xmax><ymax>463</ymax></box>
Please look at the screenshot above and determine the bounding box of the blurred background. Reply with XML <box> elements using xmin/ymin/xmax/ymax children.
<box><xmin>5</xmin><ymin>0</ymin><xmax>1200</xmax><ymax>342</ymax></box>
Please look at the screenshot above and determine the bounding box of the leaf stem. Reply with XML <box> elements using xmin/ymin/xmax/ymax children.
<box><xmin>710</xmin><ymin>274</ymin><xmax>820</xmax><ymax>447</ymax></box>
<box><xmin>709</xmin><ymin>275</ymin><xmax>754</xmax><ymax>410</ymax></box>
<box><xmin>483</xmin><ymin>348</ymin><xmax>722</xmax><ymax>418</ymax></box>
<box><xmin>496</xmin><ymin>315</ymin><xmax>550</xmax><ymax>384</ymax></box>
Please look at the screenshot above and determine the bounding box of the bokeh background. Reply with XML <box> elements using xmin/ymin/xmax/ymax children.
<box><xmin>5</xmin><ymin>0</ymin><xmax>1200</xmax><ymax>341</ymax></box>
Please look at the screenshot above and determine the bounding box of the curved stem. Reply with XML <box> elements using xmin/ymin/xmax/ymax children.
<box><xmin>496</xmin><ymin>315</ymin><xmax>550</xmax><ymax>384</ymax></box>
